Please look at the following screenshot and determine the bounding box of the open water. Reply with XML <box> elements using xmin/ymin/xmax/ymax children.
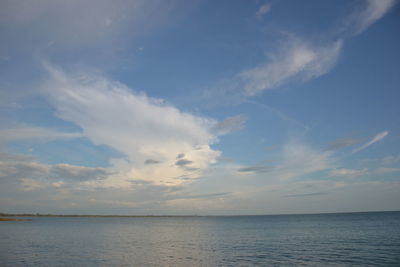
<box><xmin>1</xmin><ymin>211</ymin><xmax>399</xmax><ymax>266</ymax></box>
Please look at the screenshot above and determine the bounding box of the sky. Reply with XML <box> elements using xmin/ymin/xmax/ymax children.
<box><xmin>0</xmin><ymin>0</ymin><xmax>399</xmax><ymax>215</ymax></box>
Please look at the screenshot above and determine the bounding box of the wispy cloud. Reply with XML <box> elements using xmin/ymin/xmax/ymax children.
<box><xmin>256</xmin><ymin>3</ymin><xmax>271</xmax><ymax>20</ymax></box>
<box><xmin>0</xmin><ymin>127</ymin><xmax>82</xmax><ymax>143</ymax></box>
<box><xmin>329</xmin><ymin>168</ymin><xmax>368</xmax><ymax>177</ymax></box>
<box><xmin>213</xmin><ymin>0</ymin><xmax>396</xmax><ymax>98</ymax></box>
<box><xmin>212</xmin><ymin>115</ymin><xmax>247</xmax><ymax>135</ymax></box>
<box><xmin>240</xmin><ymin>38</ymin><xmax>343</xmax><ymax>95</ymax></box>
<box><xmin>284</xmin><ymin>192</ymin><xmax>328</xmax><ymax>198</ymax></box>
<box><xmin>375</xmin><ymin>167</ymin><xmax>400</xmax><ymax>174</ymax></box>
<box><xmin>349</xmin><ymin>0</ymin><xmax>397</xmax><ymax>35</ymax></box>
<box><xmin>352</xmin><ymin>130</ymin><xmax>388</xmax><ymax>153</ymax></box>
<box><xmin>326</xmin><ymin>137</ymin><xmax>360</xmax><ymax>150</ymax></box>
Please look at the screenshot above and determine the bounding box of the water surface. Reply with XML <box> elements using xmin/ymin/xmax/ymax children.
<box><xmin>1</xmin><ymin>211</ymin><xmax>399</xmax><ymax>266</ymax></box>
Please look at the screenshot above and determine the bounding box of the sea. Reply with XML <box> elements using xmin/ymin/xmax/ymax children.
<box><xmin>0</xmin><ymin>211</ymin><xmax>399</xmax><ymax>266</ymax></box>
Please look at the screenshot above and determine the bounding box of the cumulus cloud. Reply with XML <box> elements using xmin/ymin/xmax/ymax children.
<box><xmin>330</xmin><ymin>168</ymin><xmax>368</xmax><ymax>177</ymax></box>
<box><xmin>0</xmin><ymin>127</ymin><xmax>82</xmax><ymax>143</ymax></box>
<box><xmin>41</xmin><ymin>65</ymin><xmax>222</xmax><ymax>186</ymax></box>
<box><xmin>352</xmin><ymin>130</ymin><xmax>388</xmax><ymax>153</ymax></box>
<box><xmin>240</xmin><ymin>38</ymin><xmax>342</xmax><ymax>95</ymax></box>
<box><xmin>256</xmin><ymin>3</ymin><xmax>271</xmax><ymax>20</ymax></box>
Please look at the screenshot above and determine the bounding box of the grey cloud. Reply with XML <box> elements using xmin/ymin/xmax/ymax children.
<box><xmin>237</xmin><ymin>165</ymin><xmax>272</xmax><ymax>173</ymax></box>
<box><xmin>0</xmin><ymin>161</ymin><xmax>49</xmax><ymax>179</ymax></box>
<box><xmin>326</xmin><ymin>138</ymin><xmax>360</xmax><ymax>150</ymax></box>
<box><xmin>212</xmin><ymin>115</ymin><xmax>247</xmax><ymax>135</ymax></box>
<box><xmin>284</xmin><ymin>192</ymin><xmax>328</xmax><ymax>198</ymax></box>
<box><xmin>168</xmin><ymin>192</ymin><xmax>230</xmax><ymax>200</ymax></box>
<box><xmin>144</xmin><ymin>159</ymin><xmax>161</xmax><ymax>165</ymax></box>
<box><xmin>176</xmin><ymin>153</ymin><xmax>185</xmax><ymax>159</ymax></box>
<box><xmin>50</xmin><ymin>164</ymin><xmax>109</xmax><ymax>181</ymax></box>
<box><xmin>0</xmin><ymin>156</ymin><xmax>110</xmax><ymax>184</ymax></box>
<box><xmin>175</xmin><ymin>159</ymin><xmax>193</xmax><ymax>167</ymax></box>
<box><xmin>0</xmin><ymin>152</ymin><xmax>34</xmax><ymax>162</ymax></box>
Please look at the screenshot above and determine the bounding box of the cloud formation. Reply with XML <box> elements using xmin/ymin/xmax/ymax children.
<box><xmin>212</xmin><ymin>115</ymin><xmax>247</xmax><ymax>135</ymax></box>
<box><xmin>237</xmin><ymin>165</ymin><xmax>272</xmax><ymax>173</ymax></box>
<box><xmin>326</xmin><ymin>138</ymin><xmax>360</xmax><ymax>150</ymax></box>
<box><xmin>41</xmin><ymin>65</ymin><xmax>221</xmax><ymax>186</ymax></box>
<box><xmin>0</xmin><ymin>127</ymin><xmax>82</xmax><ymax>143</ymax></box>
<box><xmin>240</xmin><ymin>39</ymin><xmax>343</xmax><ymax>95</ymax></box>
<box><xmin>350</xmin><ymin>0</ymin><xmax>396</xmax><ymax>35</ymax></box>
<box><xmin>352</xmin><ymin>130</ymin><xmax>388</xmax><ymax>153</ymax></box>
<box><xmin>238</xmin><ymin>0</ymin><xmax>396</xmax><ymax>96</ymax></box>
<box><xmin>330</xmin><ymin>168</ymin><xmax>368</xmax><ymax>177</ymax></box>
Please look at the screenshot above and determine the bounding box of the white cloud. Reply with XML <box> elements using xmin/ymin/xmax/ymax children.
<box><xmin>351</xmin><ymin>0</ymin><xmax>396</xmax><ymax>35</ymax></box>
<box><xmin>275</xmin><ymin>142</ymin><xmax>333</xmax><ymax>180</ymax></box>
<box><xmin>330</xmin><ymin>168</ymin><xmax>368</xmax><ymax>177</ymax></box>
<box><xmin>41</xmin><ymin>65</ymin><xmax>222</xmax><ymax>186</ymax></box>
<box><xmin>240</xmin><ymin>38</ymin><xmax>342</xmax><ymax>95</ymax></box>
<box><xmin>0</xmin><ymin>127</ymin><xmax>82</xmax><ymax>143</ymax></box>
<box><xmin>236</xmin><ymin>0</ymin><xmax>396</xmax><ymax>97</ymax></box>
<box><xmin>352</xmin><ymin>130</ymin><xmax>388</xmax><ymax>153</ymax></box>
<box><xmin>256</xmin><ymin>3</ymin><xmax>271</xmax><ymax>20</ymax></box>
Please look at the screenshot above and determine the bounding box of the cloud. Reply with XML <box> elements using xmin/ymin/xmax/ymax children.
<box><xmin>275</xmin><ymin>142</ymin><xmax>333</xmax><ymax>180</ymax></box>
<box><xmin>256</xmin><ymin>3</ymin><xmax>271</xmax><ymax>20</ymax></box>
<box><xmin>329</xmin><ymin>168</ymin><xmax>368</xmax><ymax>177</ymax></box>
<box><xmin>240</xmin><ymin>38</ymin><xmax>342</xmax><ymax>95</ymax></box>
<box><xmin>326</xmin><ymin>137</ymin><xmax>360</xmax><ymax>150</ymax></box>
<box><xmin>352</xmin><ymin>130</ymin><xmax>388</xmax><ymax>153</ymax></box>
<box><xmin>0</xmin><ymin>155</ymin><xmax>110</xmax><ymax>193</ymax></box>
<box><xmin>212</xmin><ymin>115</ymin><xmax>247</xmax><ymax>135</ymax></box>
<box><xmin>0</xmin><ymin>127</ymin><xmax>82</xmax><ymax>143</ymax></box>
<box><xmin>144</xmin><ymin>159</ymin><xmax>161</xmax><ymax>165</ymax></box>
<box><xmin>50</xmin><ymin>164</ymin><xmax>109</xmax><ymax>181</ymax></box>
<box><xmin>380</xmin><ymin>155</ymin><xmax>400</xmax><ymax>165</ymax></box>
<box><xmin>0</xmin><ymin>0</ymin><xmax>189</xmax><ymax>52</ymax></box>
<box><xmin>237</xmin><ymin>165</ymin><xmax>272</xmax><ymax>173</ymax></box>
<box><xmin>350</xmin><ymin>0</ymin><xmax>396</xmax><ymax>35</ymax></box>
<box><xmin>215</xmin><ymin>0</ymin><xmax>395</xmax><ymax>98</ymax></box>
<box><xmin>175</xmin><ymin>159</ymin><xmax>193</xmax><ymax>167</ymax></box>
<box><xmin>375</xmin><ymin>167</ymin><xmax>400</xmax><ymax>174</ymax></box>
<box><xmin>284</xmin><ymin>192</ymin><xmax>328</xmax><ymax>198</ymax></box>
<box><xmin>41</xmin><ymin>65</ymin><xmax>222</xmax><ymax>186</ymax></box>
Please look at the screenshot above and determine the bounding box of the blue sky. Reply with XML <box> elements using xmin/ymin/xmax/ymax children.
<box><xmin>0</xmin><ymin>0</ymin><xmax>399</xmax><ymax>215</ymax></box>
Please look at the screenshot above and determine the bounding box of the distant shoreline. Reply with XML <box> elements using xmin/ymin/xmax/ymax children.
<box><xmin>1</xmin><ymin>210</ymin><xmax>399</xmax><ymax>218</ymax></box>
<box><xmin>0</xmin><ymin>217</ymin><xmax>31</xmax><ymax>221</ymax></box>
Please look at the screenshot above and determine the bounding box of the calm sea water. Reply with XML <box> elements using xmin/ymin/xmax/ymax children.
<box><xmin>1</xmin><ymin>211</ymin><xmax>399</xmax><ymax>266</ymax></box>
